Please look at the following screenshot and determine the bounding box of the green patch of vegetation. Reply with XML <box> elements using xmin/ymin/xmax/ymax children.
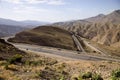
<box><xmin>111</xmin><ymin>69</ymin><xmax>120</xmax><ymax>80</ymax></box>
<box><xmin>59</xmin><ymin>75</ymin><xmax>65</xmax><ymax>80</ymax></box>
<box><xmin>3</xmin><ymin>54</ymin><xmax>23</xmax><ymax>70</ymax></box>
<box><xmin>77</xmin><ymin>72</ymin><xmax>103</xmax><ymax>80</ymax></box>
<box><xmin>8</xmin><ymin>54</ymin><xmax>23</xmax><ymax>64</ymax></box>
<box><xmin>4</xmin><ymin>63</ymin><xmax>9</xmax><ymax>70</ymax></box>
<box><xmin>82</xmin><ymin>72</ymin><xmax>92</xmax><ymax>79</ymax></box>
<box><xmin>92</xmin><ymin>74</ymin><xmax>103</xmax><ymax>80</ymax></box>
<box><xmin>25</xmin><ymin>58</ymin><xmax>57</xmax><ymax>66</ymax></box>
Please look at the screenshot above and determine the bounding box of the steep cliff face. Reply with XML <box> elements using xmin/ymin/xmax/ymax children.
<box><xmin>52</xmin><ymin>10</ymin><xmax>120</xmax><ymax>47</ymax></box>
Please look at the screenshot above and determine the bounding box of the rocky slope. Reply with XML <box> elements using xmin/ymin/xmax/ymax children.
<box><xmin>0</xmin><ymin>39</ymin><xmax>25</xmax><ymax>60</ymax></box>
<box><xmin>52</xmin><ymin>10</ymin><xmax>120</xmax><ymax>47</ymax></box>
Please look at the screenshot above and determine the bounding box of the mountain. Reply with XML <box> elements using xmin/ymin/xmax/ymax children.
<box><xmin>84</xmin><ymin>14</ymin><xmax>105</xmax><ymax>23</ymax></box>
<box><xmin>8</xmin><ymin>26</ymin><xmax>76</xmax><ymax>50</ymax></box>
<box><xmin>20</xmin><ymin>20</ymin><xmax>49</xmax><ymax>28</ymax></box>
<box><xmin>0</xmin><ymin>18</ymin><xmax>50</xmax><ymax>28</ymax></box>
<box><xmin>0</xmin><ymin>18</ymin><xmax>21</xmax><ymax>26</ymax></box>
<box><xmin>51</xmin><ymin>10</ymin><xmax>120</xmax><ymax>47</ymax></box>
<box><xmin>0</xmin><ymin>24</ymin><xmax>26</xmax><ymax>37</ymax></box>
<box><xmin>7</xmin><ymin>10</ymin><xmax>120</xmax><ymax>49</ymax></box>
<box><xmin>0</xmin><ymin>18</ymin><xmax>50</xmax><ymax>37</ymax></box>
<box><xmin>85</xmin><ymin>10</ymin><xmax>120</xmax><ymax>24</ymax></box>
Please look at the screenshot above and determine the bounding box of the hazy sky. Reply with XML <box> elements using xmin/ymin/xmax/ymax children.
<box><xmin>0</xmin><ymin>0</ymin><xmax>120</xmax><ymax>22</ymax></box>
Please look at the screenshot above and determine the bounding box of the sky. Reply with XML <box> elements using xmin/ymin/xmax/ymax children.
<box><xmin>0</xmin><ymin>0</ymin><xmax>120</xmax><ymax>22</ymax></box>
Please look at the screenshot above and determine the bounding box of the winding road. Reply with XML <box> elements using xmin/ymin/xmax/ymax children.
<box><xmin>2</xmin><ymin>36</ymin><xmax>120</xmax><ymax>62</ymax></box>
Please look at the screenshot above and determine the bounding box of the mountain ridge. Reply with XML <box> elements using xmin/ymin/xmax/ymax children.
<box><xmin>0</xmin><ymin>18</ymin><xmax>50</xmax><ymax>37</ymax></box>
<box><xmin>0</xmin><ymin>18</ymin><xmax>50</xmax><ymax>28</ymax></box>
<box><xmin>51</xmin><ymin>10</ymin><xmax>120</xmax><ymax>47</ymax></box>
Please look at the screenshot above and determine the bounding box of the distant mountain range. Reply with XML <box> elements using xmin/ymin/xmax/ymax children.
<box><xmin>0</xmin><ymin>24</ymin><xmax>26</xmax><ymax>37</ymax></box>
<box><xmin>0</xmin><ymin>18</ymin><xmax>50</xmax><ymax>37</ymax></box>
<box><xmin>52</xmin><ymin>10</ymin><xmax>120</xmax><ymax>47</ymax></box>
<box><xmin>0</xmin><ymin>18</ymin><xmax>50</xmax><ymax>28</ymax></box>
<box><xmin>20</xmin><ymin>20</ymin><xmax>49</xmax><ymax>28</ymax></box>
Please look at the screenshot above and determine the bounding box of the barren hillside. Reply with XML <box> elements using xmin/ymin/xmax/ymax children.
<box><xmin>52</xmin><ymin>10</ymin><xmax>120</xmax><ymax>47</ymax></box>
<box><xmin>8</xmin><ymin>26</ymin><xmax>76</xmax><ymax>50</ymax></box>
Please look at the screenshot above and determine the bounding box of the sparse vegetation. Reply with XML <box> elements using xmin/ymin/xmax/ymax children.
<box><xmin>82</xmin><ymin>72</ymin><xmax>92</xmax><ymax>79</ymax></box>
<box><xmin>38</xmin><ymin>66</ymin><xmax>69</xmax><ymax>80</ymax></box>
<box><xmin>8</xmin><ymin>54</ymin><xmax>23</xmax><ymax>64</ymax></box>
<box><xmin>111</xmin><ymin>69</ymin><xmax>120</xmax><ymax>80</ymax></box>
<box><xmin>0</xmin><ymin>39</ymin><xmax>25</xmax><ymax>60</ymax></box>
<box><xmin>77</xmin><ymin>72</ymin><xmax>103</xmax><ymax>80</ymax></box>
<box><xmin>0</xmin><ymin>52</ymin><xmax>120</xmax><ymax>80</ymax></box>
<box><xmin>0</xmin><ymin>38</ymin><xmax>120</xmax><ymax>80</ymax></box>
<box><xmin>4</xmin><ymin>63</ymin><xmax>9</xmax><ymax>70</ymax></box>
<box><xmin>92</xmin><ymin>74</ymin><xmax>103</xmax><ymax>80</ymax></box>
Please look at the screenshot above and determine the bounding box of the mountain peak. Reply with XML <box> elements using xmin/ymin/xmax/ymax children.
<box><xmin>97</xmin><ymin>14</ymin><xmax>105</xmax><ymax>17</ymax></box>
<box><xmin>109</xmin><ymin>10</ymin><xmax>120</xmax><ymax>15</ymax></box>
<box><xmin>113</xmin><ymin>10</ymin><xmax>120</xmax><ymax>14</ymax></box>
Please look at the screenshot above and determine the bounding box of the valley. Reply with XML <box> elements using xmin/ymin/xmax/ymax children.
<box><xmin>0</xmin><ymin>36</ymin><xmax>120</xmax><ymax>80</ymax></box>
<box><xmin>0</xmin><ymin>9</ymin><xmax>120</xmax><ymax>80</ymax></box>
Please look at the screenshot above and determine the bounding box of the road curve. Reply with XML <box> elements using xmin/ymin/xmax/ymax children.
<box><xmin>2</xmin><ymin>37</ymin><xmax>120</xmax><ymax>62</ymax></box>
<box><xmin>10</xmin><ymin>42</ymin><xmax>120</xmax><ymax>62</ymax></box>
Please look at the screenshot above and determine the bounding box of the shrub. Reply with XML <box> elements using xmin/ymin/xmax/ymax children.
<box><xmin>59</xmin><ymin>75</ymin><xmax>65</xmax><ymax>80</ymax></box>
<box><xmin>80</xmin><ymin>72</ymin><xmax>103</xmax><ymax>80</ymax></box>
<box><xmin>4</xmin><ymin>63</ymin><xmax>9</xmax><ymax>70</ymax></box>
<box><xmin>111</xmin><ymin>69</ymin><xmax>120</xmax><ymax>80</ymax></box>
<box><xmin>8</xmin><ymin>54</ymin><xmax>23</xmax><ymax>64</ymax></box>
<box><xmin>82</xmin><ymin>72</ymin><xmax>92</xmax><ymax>79</ymax></box>
<box><xmin>92</xmin><ymin>74</ymin><xmax>103</xmax><ymax>80</ymax></box>
<box><xmin>0</xmin><ymin>77</ymin><xmax>4</xmax><ymax>80</ymax></box>
<box><xmin>25</xmin><ymin>60</ymin><xmax>31</xmax><ymax>65</ymax></box>
<box><xmin>77</xmin><ymin>77</ymin><xmax>83</xmax><ymax>80</ymax></box>
<box><xmin>112</xmin><ymin>69</ymin><xmax>120</xmax><ymax>77</ymax></box>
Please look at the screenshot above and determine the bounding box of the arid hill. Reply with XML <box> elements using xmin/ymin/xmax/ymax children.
<box><xmin>0</xmin><ymin>39</ymin><xmax>25</xmax><ymax>60</ymax></box>
<box><xmin>8</xmin><ymin>26</ymin><xmax>76</xmax><ymax>50</ymax></box>
<box><xmin>52</xmin><ymin>10</ymin><xmax>120</xmax><ymax>47</ymax></box>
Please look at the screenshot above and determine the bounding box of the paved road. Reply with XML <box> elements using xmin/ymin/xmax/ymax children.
<box><xmin>2</xmin><ymin>37</ymin><xmax>120</xmax><ymax>62</ymax></box>
<box><xmin>72</xmin><ymin>35</ymin><xmax>85</xmax><ymax>52</ymax></box>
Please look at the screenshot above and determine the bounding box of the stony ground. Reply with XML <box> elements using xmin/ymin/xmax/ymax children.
<box><xmin>0</xmin><ymin>51</ymin><xmax>120</xmax><ymax>80</ymax></box>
